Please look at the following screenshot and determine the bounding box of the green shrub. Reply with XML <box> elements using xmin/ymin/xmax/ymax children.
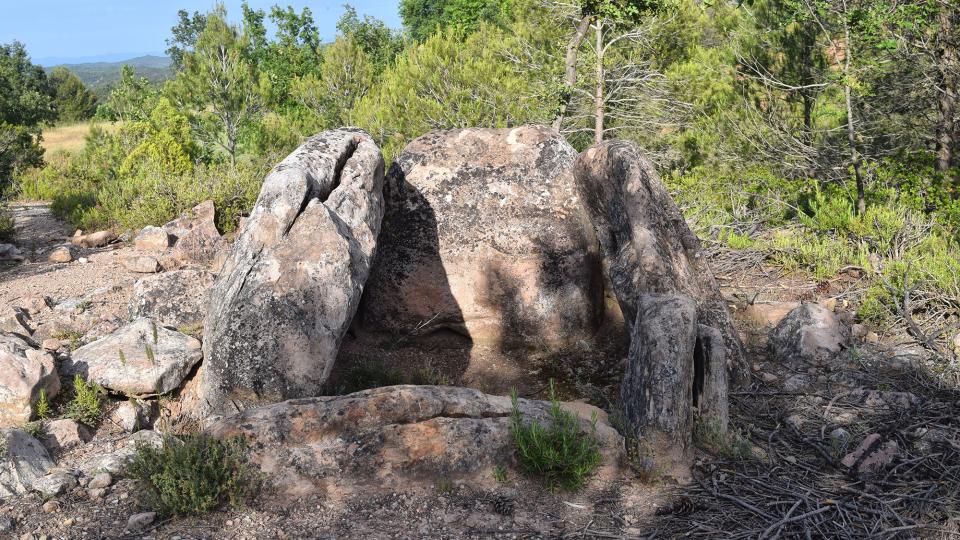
<box><xmin>126</xmin><ymin>434</ymin><xmax>257</xmax><ymax>516</ymax></box>
<box><xmin>508</xmin><ymin>381</ymin><xmax>602</xmax><ymax>491</ymax></box>
<box><xmin>34</xmin><ymin>389</ymin><xmax>51</xmax><ymax>420</ymax></box>
<box><xmin>65</xmin><ymin>375</ymin><xmax>105</xmax><ymax>427</ymax></box>
<box><xmin>0</xmin><ymin>203</ymin><xmax>13</xmax><ymax>243</ymax></box>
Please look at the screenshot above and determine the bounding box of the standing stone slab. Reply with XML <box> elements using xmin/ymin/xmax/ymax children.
<box><xmin>201</xmin><ymin>128</ymin><xmax>385</xmax><ymax>414</ymax></box>
<box><xmin>66</xmin><ymin>318</ymin><xmax>201</xmax><ymax>396</ymax></box>
<box><xmin>0</xmin><ymin>332</ymin><xmax>60</xmax><ymax>428</ymax></box>
<box><xmin>621</xmin><ymin>294</ymin><xmax>698</xmax><ymax>454</ymax></box>
<box><xmin>574</xmin><ymin>141</ymin><xmax>747</xmax><ymax>384</ymax></box>
<box><xmin>357</xmin><ymin>126</ymin><xmax>603</xmax><ymax>348</ymax></box>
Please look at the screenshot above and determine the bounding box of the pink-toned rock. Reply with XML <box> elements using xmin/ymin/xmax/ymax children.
<box><xmin>70</xmin><ymin>230</ymin><xmax>116</xmax><ymax>248</ymax></box>
<box><xmin>134</xmin><ymin>226</ymin><xmax>172</xmax><ymax>251</ymax></box>
<box><xmin>40</xmin><ymin>419</ymin><xmax>92</xmax><ymax>452</ymax></box>
<box><xmin>742</xmin><ymin>302</ymin><xmax>799</xmax><ymax>328</ymax></box>
<box><xmin>166</xmin><ymin>201</ymin><xmax>225</xmax><ymax>265</ymax></box>
<box><xmin>841</xmin><ymin>434</ymin><xmax>898</xmax><ymax>474</ymax></box>
<box><xmin>207</xmin><ymin>385</ymin><xmax>623</xmax><ymax>496</ymax></box>
<box><xmin>122</xmin><ymin>255</ymin><xmax>161</xmax><ymax>274</ymax></box>
<box><xmin>0</xmin><ymin>333</ymin><xmax>60</xmax><ymax>428</ymax></box>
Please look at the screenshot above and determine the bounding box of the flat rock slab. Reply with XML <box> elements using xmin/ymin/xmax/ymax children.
<box><xmin>65</xmin><ymin>318</ymin><xmax>201</xmax><ymax>396</ymax></box>
<box><xmin>206</xmin><ymin>385</ymin><xmax>624</xmax><ymax>496</ymax></box>
<box><xmin>201</xmin><ymin>128</ymin><xmax>385</xmax><ymax>414</ymax></box>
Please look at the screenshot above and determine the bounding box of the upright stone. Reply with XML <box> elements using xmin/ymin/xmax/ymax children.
<box><xmin>357</xmin><ymin>126</ymin><xmax>603</xmax><ymax>349</ymax></box>
<box><xmin>574</xmin><ymin>141</ymin><xmax>748</xmax><ymax>383</ymax></box>
<box><xmin>201</xmin><ymin>128</ymin><xmax>385</xmax><ymax>414</ymax></box>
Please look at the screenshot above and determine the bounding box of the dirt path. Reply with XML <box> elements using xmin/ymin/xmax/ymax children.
<box><xmin>0</xmin><ymin>203</ymin><xmax>133</xmax><ymax>310</ymax></box>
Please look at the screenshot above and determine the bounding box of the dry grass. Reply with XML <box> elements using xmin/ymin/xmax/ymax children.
<box><xmin>40</xmin><ymin>122</ymin><xmax>122</xmax><ymax>154</ymax></box>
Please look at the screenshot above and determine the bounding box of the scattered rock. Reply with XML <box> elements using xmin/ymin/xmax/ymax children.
<box><xmin>77</xmin><ymin>257</ymin><xmax>89</xmax><ymax>264</ymax></box>
<box><xmin>46</xmin><ymin>245</ymin><xmax>74</xmax><ymax>264</ymax></box>
<box><xmin>0</xmin><ymin>332</ymin><xmax>60</xmax><ymax>428</ymax></box>
<box><xmin>87</xmin><ymin>472</ymin><xmax>112</xmax><ymax>490</ymax></box>
<box><xmin>783</xmin><ymin>374</ymin><xmax>811</xmax><ymax>392</ymax></box>
<box><xmin>134</xmin><ymin>226</ymin><xmax>172</xmax><ymax>251</ymax></box>
<box><xmin>830</xmin><ymin>427</ymin><xmax>850</xmax><ymax>445</ymax></box>
<box><xmin>0</xmin><ymin>307</ymin><xmax>32</xmax><ymax>336</ymax></box>
<box><xmin>109</xmin><ymin>400</ymin><xmax>153</xmax><ymax>432</ymax></box>
<box><xmin>851</xmin><ymin>323</ymin><xmax>867</xmax><ymax>340</ymax></box>
<box><xmin>741</xmin><ymin>302</ymin><xmax>800</xmax><ymax>328</ymax></box>
<box><xmin>87</xmin><ymin>487</ymin><xmax>108</xmax><ymax>500</ymax></box>
<box><xmin>0</xmin><ymin>243</ymin><xmax>24</xmax><ymax>262</ymax></box>
<box><xmin>122</xmin><ymin>255</ymin><xmax>161</xmax><ymax>274</ymax></box>
<box><xmin>202</xmin><ymin>129</ymin><xmax>385</xmax><ymax>413</ymax></box>
<box><xmin>70</xmin><ymin>230</ymin><xmax>116</xmax><ymax>248</ymax></box>
<box><xmin>167</xmin><ymin>201</ymin><xmax>225</xmax><ymax>265</ymax></box>
<box><xmin>40</xmin><ymin>419</ymin><xmax>91</xmax><ymax>453</ymax></box>
<box><xmin>126</xmin><ymin>512</ymin><xmax>156</xmax><ymax>532</ymax></box>
<box><xmin>769</xmin><ymin>303</ymin><xmax>849</xmax><ymax>365</ymax></box>
<box><xmin>64</xmin><ymin>318</ymin><xmax>201</xmax><ymax>396</ymax></box>
<box><xmin>574</xmin><ymin>140</ymin><xmax>747</xmax><ymax>382</ymax></box>
<box><xmin>760</xmin><ymin>372</ymin><xmax>778</xmax><ymax>383</ymax></box>
<box><xmin>78</xmin><ymin>430</ymin><xmax>163</xmax><ymax>476</ymax></box>
<box><xmin>820</xmin><ymin>298</ymin><xmax>838</xmax><ymax>312</ymax></box>
<box><xmin>128</xmin><ymin>269</ymin><xmax>214</xmax><ymax>329</ymax></box>
<box><xmin>0</xmin><ymin>429</ymin><xmax>54</xmax><ymax>496</ymax></box>
<box><xmin>841</xmin><ymin>434</ymin><xmax>899</xmax><ymax>474</ymax></box>
<box><xmin>865</xmin><ymin>331</ymin><xmax>880</xmax><ymax>344</ymax></box>
<box><xmin>359</xmin><ymin>125</ymin><xmax>602</xmax><ymax>351</ymax></box>
<box><xmin>33</xmin><ymin>471</ymin><xmax>76</xmax><ymax>498</ymax></box>
<box><xmin>41</xmin><ymin>500</ymin><xmax>59</xmax><ymax>513</ymax></box>
<box><xmin>40</xmin><ymin>339</ymin><xmax>60</xmax><ymax>352</ymax></box>
<box><xmin>207</xmin><ymin>385</ymin><xmax>623</xmax><ymax>495</ymax></box>
<box><xmin>19</xmin><ymin>296</ymin><xmax>52</xmax><ymax>316</ymax></box>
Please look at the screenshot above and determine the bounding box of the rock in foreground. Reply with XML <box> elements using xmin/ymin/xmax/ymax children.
<box><xmin>0</xmin><ymin>332</ymin><xmax>60</xmax><ymax>428</ymax></box>
<box><xmin>207</xmin><ymin>385</ymin><xmax>623</xmax><ymax>496</ymax></box>
<box><xmin>201</xmin><ymin>128</ymin><xmax>385</xmax><ymax>414</ymax></box>
<box><xmin>129</xmin><ymin>269</ymin><xmax>215</xmax><ymax>329</ymax></box>
<box><xmin>66</xmin><ymin>318</ymin><xmax>201</xmax><ymax>396</ymax></box>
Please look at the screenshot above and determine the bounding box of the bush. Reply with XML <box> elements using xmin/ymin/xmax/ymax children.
<box><xmin>126</xmin><ymin>434</ymin><xmax>257</xmax><ymax>516</ymax></box>
<box><xmin>0</xmin><ymin>204</ymin><xmax>13</xmax><ymax>243</ymax></box>
<box><xmin>509</xmin><ymin>381</ymin><xmax>602</xmax><ymax>491</ymax></box>
<box><xmin>65</xmin><ymin>375</ymin><xmax>105</xmax><ymax>427</ymax></box>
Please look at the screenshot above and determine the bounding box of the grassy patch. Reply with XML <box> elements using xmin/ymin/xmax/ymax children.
<box><xmin>126</xmin><ymin>434</ymin><xmax>257</xmax><ymax>516</ymax></box>
<box><xmin>0</xmin><ymin>205</ymin><xmax>14</xmax><ymax>243</ymax></box>
<box><xmin>509</xmin><ymin>381</ymin><xmax>602</xmax><ymax>491</ymax></box>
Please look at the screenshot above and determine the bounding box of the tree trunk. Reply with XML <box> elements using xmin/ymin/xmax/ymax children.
<box><xmin>552</xmin><ymin>14</ymin><xmax>592</xmax><ymax>131</ymax></box>
<box><xmin>842</xmin><ymin>11</ymin><xmax>866</xmax><ymax>215</ymax></box>
<box><xmin>594</xmin><ymin>20</ymin><xmax>605</xmax><ymax>145</ymax></box>
<box><xmin>935</xmin><ymin>2</ymin><xmax>957</xmax><ymax>176</ymax></box>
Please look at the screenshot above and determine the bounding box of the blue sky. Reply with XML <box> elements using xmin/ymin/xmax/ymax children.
<box><xmin>0</xmin><ymin>1</ymin><xmax>402</xmax><ymax>65</ymax></box>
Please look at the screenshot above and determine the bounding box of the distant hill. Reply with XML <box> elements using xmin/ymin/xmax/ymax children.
<box><xmin>48</xmin><ymin>55</ymin><xmax>173</xmax><ymax>97</ymax></box>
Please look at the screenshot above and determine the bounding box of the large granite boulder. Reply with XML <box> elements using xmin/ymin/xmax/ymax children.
<box><xmin>357</xmin><ymin>126</ymin><xmax>603</xmax><ymax>349</ymax></box>
<box><xmin>574</xmin><ymin>141</ymin><xmax>747</xmax><ymax>383</ymax></box>
<box><xmin>129</xmin><ymin>269</ymin><xmax>215</xmax><ymax>329</ymax></box>
<box><xmin>65</xmin><ymin>318</ymin><xmax>201</xmax><ymax>396</ymax></box>
<box><xmin>201</xmin><ymin>128</ymin><xmax>385</xmax><ymax>414</ymax></box>
<box><xmin>207</xmin><ymin>385</ymin><xmax>623</xmax><ymax>496</ymax></box>
<box><xmin>0</xmin><ymin>332</ymin><xmax>60</xmax><ymax>428</ymax></box>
